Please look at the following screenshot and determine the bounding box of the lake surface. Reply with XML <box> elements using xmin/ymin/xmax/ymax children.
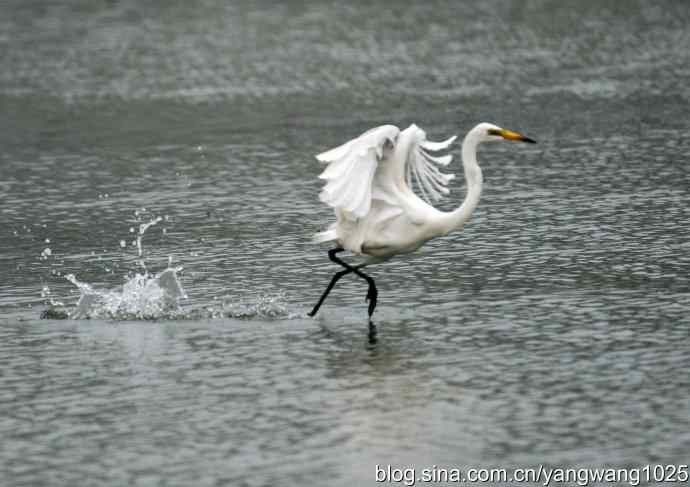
<box><xmin>1</xmin><ymin>1</ymin><xmax>690</xmax><ymax>485</ymax></box>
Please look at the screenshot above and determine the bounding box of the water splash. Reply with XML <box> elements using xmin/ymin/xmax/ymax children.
<box><xmin>39</xmin><ymin>209</ymin><xmax>187</xmax><ymax>320</ymax></box>
<box><xmin>222</xmin><ymin>292</ymin><xmax>294</xmax><ymax>319</ymax></box>
<box><xmin>52</xmin><ymin>278</ymin><xmax>294</xmax><ymax>320</ymax></box>
<box><xmin>136</xmin><ymin>216</ymin><xmax>162</xmax><ymax>269</ymax></box>
<box><xmin>41</xmin><ymin>209</ymin><xmax>298</xmax><ymax>321</ymax></box>
<box><xmin>62</xmin><ymin>210</ymin><xmax>185</xmax><ymax>319</ymax></box>
<box><xmin>65</xmin><ymin>267</ymin><xmax>186</xmax><ymax>320</ymax></box>
<box><xmin>40</xmin><ymin>285</ymin><xmax>64</xmax><ymax>307</ymax></box>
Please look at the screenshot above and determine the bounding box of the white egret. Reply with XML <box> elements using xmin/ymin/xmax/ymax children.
<box><xmin>308</xmin><ymin>122</ymin><xmax>536</xmax><ymax>319</ymax></box>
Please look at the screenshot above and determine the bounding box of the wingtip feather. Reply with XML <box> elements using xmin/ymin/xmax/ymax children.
<box><xmin>420</xmin><ymin>135</ymin><xmax>457</xmax><ymax>151</ymax></box>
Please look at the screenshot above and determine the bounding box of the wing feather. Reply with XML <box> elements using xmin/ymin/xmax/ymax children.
<box><xmin>314</xmin><ymin>124</ymin><xmax>456</xmax><ymax>221</ymax></box>
<box><xmin>316</xmin><ymin>125</ymin><xmax>399</xmax><ymax>219</ymax></box>
<box><xmin>403</xmin><ymin>125</ymin><xmax>457</xmax><ymax>203</ymax></box>
<box><xmin>421</xmin><ymin>151</ymin><xmax>453</xmax><ymax>166</ymax></box>
<box><xmin>316</xmin><ymin>140</ymin><xmax>355</xmax><ymax>163</ymax></box>
<box><xmin>419</xmin><ymin>135</ymin><xmax>457</xmax><ymax>152</ymax></box>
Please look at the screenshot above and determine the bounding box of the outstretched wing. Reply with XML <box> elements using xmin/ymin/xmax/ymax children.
<box><xmin>401</xmin><ymin>124</ymin><xmax>457</xmax><ymax>204</ymax></box>
<box><xmin>316</xmin><ymin>125</ymin><xmax>399</xmax><ymax>218</ymax></box>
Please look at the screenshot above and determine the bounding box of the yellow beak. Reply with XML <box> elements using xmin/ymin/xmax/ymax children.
<box><xmin>499</xmin><ymin>129</ymin><xmax>536</xmax><ymax>143</ymax></box>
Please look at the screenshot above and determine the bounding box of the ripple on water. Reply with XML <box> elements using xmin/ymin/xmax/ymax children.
<box><xmin>2</xmin><ymin>1</ymin><xmax>690</xmax><ymax>486</ymax></box>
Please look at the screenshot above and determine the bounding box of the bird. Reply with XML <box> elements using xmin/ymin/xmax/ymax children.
<box><xmin>308</xmin><ymin>122</ymin><xmax>536</xmax><ymax>320</ymax></box>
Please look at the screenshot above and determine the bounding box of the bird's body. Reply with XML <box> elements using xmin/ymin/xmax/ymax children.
<box><xmin>308</xmin><ymin>122</ymin><xmax>535</xmax><ymax>319</ymax></box>
<box><xmin>314</xmin><ymin>123</ymin><xmax>485</xmax><ymax>260</ymax></box>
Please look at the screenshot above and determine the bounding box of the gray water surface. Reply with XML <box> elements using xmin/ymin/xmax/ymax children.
<box><xmin>2</xmin><ymin>1</ymin><xmax>690</xmax><ymax>486</ymax></box>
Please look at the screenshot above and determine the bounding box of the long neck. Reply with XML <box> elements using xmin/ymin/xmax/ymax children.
<box><xmin>437</xmin><ymin>130</ymin><xmax>483</xmax><ymax>234</ymax></box>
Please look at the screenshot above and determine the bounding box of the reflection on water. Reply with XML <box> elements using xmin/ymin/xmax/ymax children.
<box><xmin>1</xmin><ymin>0</ymin><xmax>690</xmax><ymax>485</ymax></box>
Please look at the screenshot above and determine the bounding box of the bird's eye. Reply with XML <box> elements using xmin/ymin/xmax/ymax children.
<box><xmin>487</xmin><ymin>128</ymin><xmax>501</xmax><ymax>136</ymax></box>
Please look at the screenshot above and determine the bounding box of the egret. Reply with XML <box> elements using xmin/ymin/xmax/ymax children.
<box><xmin>308</xmin><ymin>122</ymin><xmax>536</xmax><ymax>319</ymax></box>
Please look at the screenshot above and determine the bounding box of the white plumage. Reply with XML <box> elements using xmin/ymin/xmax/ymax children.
<box><xmin>314</xmin><ymin>123</ymin><xmax>469</xmax><ymax>260</ymax></box>
<box><xmin>309</xmin><ymin>122</ymin><xmax>535</xmax><ymax>318</ymax></box>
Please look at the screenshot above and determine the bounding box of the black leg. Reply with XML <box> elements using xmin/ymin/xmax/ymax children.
<box><xmin>307</xmin><ymin>267</ymin><xmax>352</xmax><ymax>317</ymax></box>
<box><xmin>329</xmin><ymin>252</ymin><xmax>378</xmax><ymax>318</ymax></box>
<box><xmin>308</xmin><ymin>247</ymin><xmax>379</xmax><ymax>318</ymax></box>
<box><xmin>368</xmin><ymin>320</ymin><xmax>378</xmax><ymax>345</ymax></box>
<box><xmin>362</xmin><ymin>273</ymin><xmax>378</xmax><ymax>317</ymax></box>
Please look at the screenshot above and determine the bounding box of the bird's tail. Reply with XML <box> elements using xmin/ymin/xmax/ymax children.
<box><xmin>313</xmin><ymin>228</ymin><xmax>338</xmax><ymax>244</ymax></box>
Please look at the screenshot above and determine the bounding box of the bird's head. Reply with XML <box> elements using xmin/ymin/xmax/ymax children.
<box><xmin>476</xmin><ymin>122</ymin><xmax>536</xmax><ymax>144</ymax></box>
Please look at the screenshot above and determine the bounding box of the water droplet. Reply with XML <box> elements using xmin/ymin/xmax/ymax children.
<box><xmin>120</xmin><ymin>240</ymin><xmax>126</xmax><ymax>248</ymax></box>
<box><xmin>65</xmin><ymin>268</ymin><xmax>187</xmax><ymax>319</ymax></box>
<box><xmin>45</xmin><ymin>238</ymin><xmax>50</xmax><ymax>243</ymax></box>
